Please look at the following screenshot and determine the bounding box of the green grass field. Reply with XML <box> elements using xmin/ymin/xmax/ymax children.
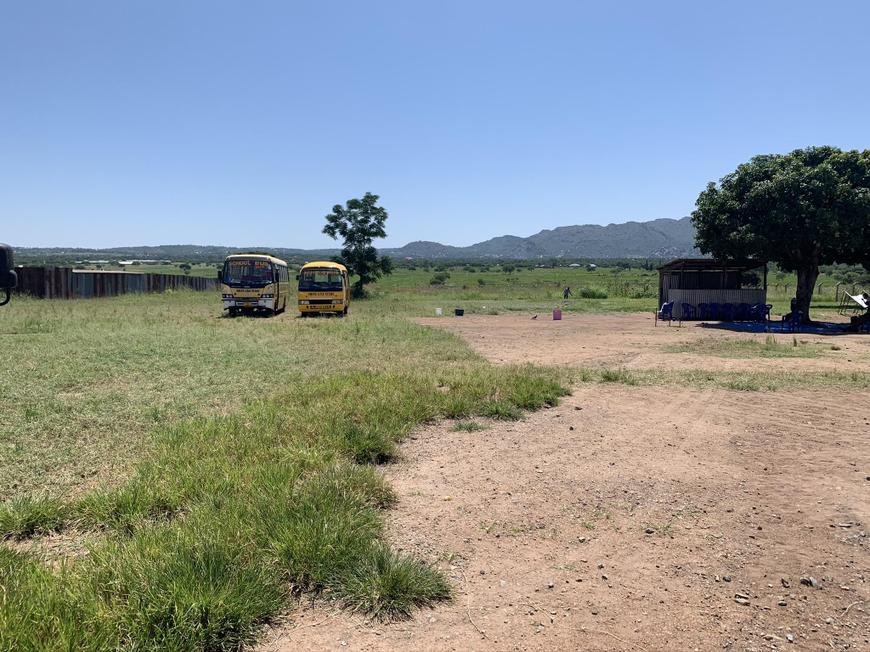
<box><xmin>0</xmin><ymin>267</ymin><xmax>862</xmax><ymax>650</ymax></box>
<box><xmin>0</xmin><ymin>289</ymin><xmax>570</xmax><ymax>649</ymax></box>
<box><xmin>366</xmin><ymin>266</ymin><xmax>849</xmax><ymax>320</ymax></box>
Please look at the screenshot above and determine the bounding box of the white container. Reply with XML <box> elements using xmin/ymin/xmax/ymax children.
<box><xmin>435</xmin><ymin>307</ymin><xmax>443</xmax><ymax>316</ymax></box>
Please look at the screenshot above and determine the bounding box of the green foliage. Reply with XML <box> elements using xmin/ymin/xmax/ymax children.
<box><xmin>693</xmin><ymin>147</ymin><xmax>870</xmax><ymax>319</ymax></box>
<box><xmin>578</xmin><ymin>287</ymin><xmax>608</xmax><ymax>299</ymax></box>
<box><xmin>323</xmin><ymin>192</ymin><xmax>394</xmax><ymax>298</ymax></box>
<box><xmin>430</xmin><ymin>272</ymin><xmax>450</xmax><ymax>286</ymax></box>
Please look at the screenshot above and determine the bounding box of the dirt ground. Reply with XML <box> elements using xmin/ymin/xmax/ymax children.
<box><xmin>416</xmin><ymin>313</ymin><xmax>870</xmax><ymax>373</ymax></box>
<box><xmin>261</xmin><ymin>314</ymin><xmax>869</xmax><ymax>651</ymax></box>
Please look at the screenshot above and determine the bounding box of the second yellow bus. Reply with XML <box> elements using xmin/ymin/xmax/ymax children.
<box><xmin>297</xmin><ymin>261</ymin><xmax>350</xmax><ymax>317</ymax></box>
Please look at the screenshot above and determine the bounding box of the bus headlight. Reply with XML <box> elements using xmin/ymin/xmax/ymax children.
<box><xmin>222</xmin><ymin>294</ymin><xmax>233</xmax><ymax>299</ymax></box>
<box><xmin>261</xmin><ymin>294</ymin><xmax>273</xmax><ymax>298</ymax></box>
<box><xmin>299</xmin><ymin>300</ymin><xmax>310</xmax><ymax>305</ymax></box>
<box><xmin>331</xmin><ymin>300</ymin><xmax>343</xmax><ymax>304</ymax></box>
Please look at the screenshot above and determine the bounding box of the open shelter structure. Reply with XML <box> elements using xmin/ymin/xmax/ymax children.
<box><xmin>658</xmin><ymin>258</ymin><xmax>768</xmax><ymax>321</ymax></box>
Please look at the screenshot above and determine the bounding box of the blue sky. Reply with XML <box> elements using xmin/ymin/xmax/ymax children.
<box><xmin>2</xmin><ymin>1</ymin><xmax>869</xmax><ymax>249</ymax></box>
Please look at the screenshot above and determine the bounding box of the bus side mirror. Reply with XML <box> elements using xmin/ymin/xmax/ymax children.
<box><xmin>295</xmin><ymin>274</ymin><xmax>299</xmax><ymax>281</ymax></box>
<box><xmin>216</xmin><ymin>270</ymin><xmax>222</xmax><ymax>283</ymax></box>
<box><xmin>0</xmin><ymin>243</ymin><xmax>16</xmax><ymax>307</ymax></box>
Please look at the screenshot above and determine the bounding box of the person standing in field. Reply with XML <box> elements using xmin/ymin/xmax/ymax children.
<box><xmin>563</xmin><ymin>286</ymin><xmax>572</xmax><ymax>300</ymax></box>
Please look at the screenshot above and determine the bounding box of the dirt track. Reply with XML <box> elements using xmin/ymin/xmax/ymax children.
<box><xmin>262</xmin><ymin>314</ymin><xmax>869</xmax><ymax>651</ymax></box>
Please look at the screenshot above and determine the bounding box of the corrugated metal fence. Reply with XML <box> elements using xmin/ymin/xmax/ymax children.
<box><xmin>14</xmin><ymin>267</ymin><xmax>217</xmax><ymax>299</ymax></box>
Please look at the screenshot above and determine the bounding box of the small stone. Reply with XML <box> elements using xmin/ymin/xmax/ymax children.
<box><xmin>597</xmin><ymin>563</ymin><xmax>605</xmax><ymax>569</ymax></box>
<box><xmin>645</xmin><ymin>527</ymin><xmax>655</xmax><ymax>535</ymax></box>
<box><xmin>800</xmin><ymin>576</ymin><xmax>819</xmax><ymax>588</ymax></box>
<box><xmin>786</xmin><ymin>633</ymin><xmax>794</xmax><ymax>643</ymax></box>
<box><xmin>569</xmin><ymin>426</ymin><xmax>574</xmax><ymax>431</ymax></box>
<box><xmin>734</xmin><ymin>597</ymin><xmax>750</xmax><ymax>605</ymax></box>
<box><xmin>723</xmin><ymin>575</ymin><xmax>732</xmax><ymax>582</ymax></box>
<box><xmin>601</xmin><ymin>574</ymin><xmax>608</xmax><ymax>580</ymax></box>
<box><xmin>781</xmin><ymin>578</ymin><xmax>790</xmax><ymax>588</ymax></box>
<box><xmin>547</xmin><ymin>581</ymin><xmax>554</xmax><ymax>589</ymax></box>
<box><xmin>825</xmin><ymin>617</ymin><xmax>833</xmax><ymax>624</ymax></box>
<box><xmin>778</xmin><ymin>600</ymin><xmax>787</xmax><ymax>607</ymax></box>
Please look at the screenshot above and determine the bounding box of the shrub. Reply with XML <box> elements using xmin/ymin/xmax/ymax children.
<box><xmin>579</xmin><ymin>287</ymin><xmax>608</xmax><ymax>299</ymax></box>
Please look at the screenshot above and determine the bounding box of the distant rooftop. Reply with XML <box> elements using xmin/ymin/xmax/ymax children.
<box><xmin>658</xmin><ymin>258</ymin><xmax>766</xmax><ymax>273</ymax></box>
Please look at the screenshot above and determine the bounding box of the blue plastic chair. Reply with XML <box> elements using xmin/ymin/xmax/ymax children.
<box><xmin>680</xmin><ymin>303</ymin><xmax>696</xmax><ymax>321</ymax></box>
<box><xmin>751</xmin><ymin>303</ymin><xmax>772</xmax><ymax>324</ymax></box>
<box><xmin>736</xmin><ymin>303</ymin><xmax>751</xmax><ymax>321</ymax></box>
<box><xmin>697</xmin><ymin>303</ymin><xmax>709</xmax><ymax>320</ymax></box>
<box><xmin>708</xmin><ymin>303</ymin><xmax>721</xmax><ymax>320</ymax></box>
<box><xmin>656</xmin><ymin>301</ymin><xmax>674</xmax><ymax>326</ymax></box>
<box><xmin>782</xmin><ymin>310</ymin><xmax>803</xmax><ymax>332</ymax></box>
<box><xmin>721</xmin><ymin>303</ymin><xmax>736</xmax><ymax>322</ymax></box>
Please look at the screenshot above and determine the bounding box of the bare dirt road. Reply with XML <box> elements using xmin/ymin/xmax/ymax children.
<box><xmin>261</xmin><ymin>315</ymin><xmax>869</xmax><ymax>651</ymax></box>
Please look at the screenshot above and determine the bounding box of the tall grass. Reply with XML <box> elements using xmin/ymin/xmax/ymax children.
<box><xmin>0</xmin><ymin>293</ymin><xmax>568</xmax><ymax>649</ymax></box>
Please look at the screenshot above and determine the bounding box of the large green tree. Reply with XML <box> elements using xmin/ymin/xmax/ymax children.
<box><xmin>323</xmin><ymin>192</ymin><xmax>393</xmax><ymax>298</ymax></box>
<box><xmin>692</xmin><ymin>147</ymin><xmax>870</xmax><ymax>322</ymax></box>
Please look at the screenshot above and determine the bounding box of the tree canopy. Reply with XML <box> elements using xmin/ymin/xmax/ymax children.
<box><xmin>692</xmin><ymin>146</ymin><xmax>870</xmax><ymax>320</ymax></box>
<box><xmin>323</xmin><ymin>192</ymin><xmax>393</xmax><ymax>298</ymax></box>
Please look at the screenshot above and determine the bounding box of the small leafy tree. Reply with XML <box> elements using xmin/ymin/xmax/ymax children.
<box><xmin>693</xmin><ymin>147</ymin><xmax>870</xmax><ymax>321</ymax></box>
<box><xmin>322</xmin><ymin>192</ymin><xmax>393</xmax><ymax>298</ymax></box>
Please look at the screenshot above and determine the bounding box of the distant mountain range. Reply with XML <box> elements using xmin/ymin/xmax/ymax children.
<box><xmin>385</xmin><ymin>216</ymin><xmax>697</xmax><ymax>259</ymax></box>
<box><xmin>15</xmin><ymin>216</ymin><xmax>699</xmax><ymax>263</ymax></box>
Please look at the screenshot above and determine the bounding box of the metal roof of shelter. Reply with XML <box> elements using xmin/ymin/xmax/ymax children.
<box><xmin>657</xmin><ymin>258</ymin><xmax>767</xmax><ymax>273</ymax></box>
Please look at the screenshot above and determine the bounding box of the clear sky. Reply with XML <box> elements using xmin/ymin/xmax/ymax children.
<box><xmin>3</xmin><ymin>1</ymin><xmax>869</xmax><ymax>249</ymax></box>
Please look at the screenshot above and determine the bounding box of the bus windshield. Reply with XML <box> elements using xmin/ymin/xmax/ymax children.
<box><xmin>223</xmin><ymin>259</ymin><xmax>273</xmax><ymax>287</ymax></box>
<box><xmin>299</xmin><ymin>269</ymin><xmax>344</xmax><ymax>291</ymax></box>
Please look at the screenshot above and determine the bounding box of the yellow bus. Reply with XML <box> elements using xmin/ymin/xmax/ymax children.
<box><xmin>297</xmin><ymin>261</ymin><xmax>350</xmax><ymax>317</ymax></box>
<box><xmin>218</xmin><ymin>254</ymin><xmax>290</xmax><ymax>316</ymax></box>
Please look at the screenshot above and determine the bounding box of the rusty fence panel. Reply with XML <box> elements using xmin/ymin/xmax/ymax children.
<box><xmin>13</xmin><ymin>267</ymin><xmax>217</xmax><ymax>299</ymax></box>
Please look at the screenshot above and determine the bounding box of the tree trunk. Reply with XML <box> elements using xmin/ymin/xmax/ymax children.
<box><xmin>795</xmin><ymin>264</ymin><xmax>820</xmax><ymax>323</ymax></box>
